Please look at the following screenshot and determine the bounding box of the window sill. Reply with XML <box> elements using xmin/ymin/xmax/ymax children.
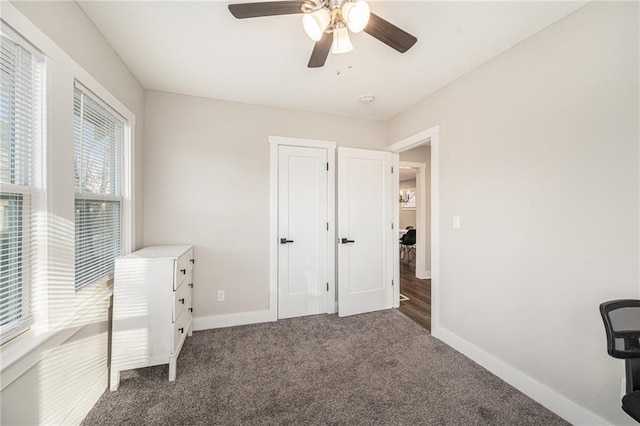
<box><xmin>0</xmin><ymin>285</ymin><xmax>112</xmax><ymax>391</ymax></box>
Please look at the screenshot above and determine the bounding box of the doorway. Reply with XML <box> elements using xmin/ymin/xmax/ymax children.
<box><xmin>269</xmin><ymin>137</ymin><xmax>337</xmax><ymax>321</ymax></box>
<box><xmin>398</xmin><ymin>154</ymin><xmax>431</xmax><ymax>330</ymax></box>
<box><xmin>386</xmin><ymin>124</ymin><xmax>440</xmax><ymax>335</ymax></box>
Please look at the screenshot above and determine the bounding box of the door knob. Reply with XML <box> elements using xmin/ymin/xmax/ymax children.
<box><xmin>341</xmin><ymin>238</ymin><xmax>355</xmax><ymax>244</ymax></box>
<box><xmin>280</xmin><ymin>238</ymin><xmax>294</xmax><ymax>244</ymax></box>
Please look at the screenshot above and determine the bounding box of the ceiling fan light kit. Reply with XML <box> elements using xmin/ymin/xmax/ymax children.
<box><xmin>342</xmin><ymin>0</ymin><xmax>370</xmax><ymax>33</ymax></box>
<box><xmin>302</xmin><ymin>8</ymin><xmax>330</xmax><ymax>41</ymax></box>
<box><xmin>228</xmin><ymin>0</ymin><xmax>417</xmax><ymax>68</ymax></box>
<box><xmin>331</xmin><ymin>26</ymin><xmax>353</xmax><ymax>54</ymax></box>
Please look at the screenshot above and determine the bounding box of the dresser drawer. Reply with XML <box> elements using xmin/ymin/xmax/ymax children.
<box><xmin>173</xmin><ymin>305</ymin><xmax>190</xmax><ymax>353</ymax></box>
<box><xmin>173</xmin><ymin>277</ymin><xmax>192</xmax><ymax>321</ymax></box>
<box><xmin>174</xmin><ymin>248</ymin><xmax>194</xmax><ymax>290</ymax></box>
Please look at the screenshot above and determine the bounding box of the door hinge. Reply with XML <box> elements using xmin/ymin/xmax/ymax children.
<box><xmin>391</xmin><ymin>223</ymin><xmax>394</xmax><ymax>230</ymax></box>
<box><xmin>392</xmin><ymin>279</ymin><xmax>394</xmax><ymax>287</ymax></box>
<box><xmin>326</xmin><ymin>162</ymin><xmax>329</xmax><ymax>171</ymax></box>
<box><xmin>327</xmin><ymin>283</ymin><xmax>329</xmax><ymax>291</ymax></box>
<box><xmin>327</xmin><ymin>222</ymin><xmax>329</xmax><ymax>231</ymax></box>
<box><xmin>391</xmin><ymin>166</ymin><xmax>394</xmax><ymax>174</ymax></box>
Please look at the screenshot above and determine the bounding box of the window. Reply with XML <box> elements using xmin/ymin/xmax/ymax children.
<box><xmin>0</xmin><ymin>30</ymin><xmax>43</xmax><ymax>344</ymax></box>
<box><xmin>74</xmin><ymin>85</ymin><xmax>125</xmax><ymax>291</ymax></box>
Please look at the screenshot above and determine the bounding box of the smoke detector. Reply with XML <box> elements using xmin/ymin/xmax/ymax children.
<box><xmin>360</xmin><ymin>95</ymin><xmax>374</xmax><ymax>104</ymax></box>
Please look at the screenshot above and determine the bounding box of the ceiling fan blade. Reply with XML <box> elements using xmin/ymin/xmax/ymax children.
<box><xmin>364</xmin><ymin>13</ymin><xmax>417</xmax><ymax>53</ymax></box>
<box><xmin>228</xmin><ymin>1</ymin><xmax>306</xmax><ymax>19</ymax></box>
<box><xmin>308</xmin><ymin>31</ymin><xmax>333</xmax><ymax>68</ymax></box>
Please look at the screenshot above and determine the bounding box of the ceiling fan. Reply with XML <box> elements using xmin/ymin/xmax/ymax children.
<box><xmin>228</xmin><ymin>0</ymin><xmax>417</xmax><ymax>68</ymax></box>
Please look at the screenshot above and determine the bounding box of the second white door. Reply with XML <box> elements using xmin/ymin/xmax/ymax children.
<box><xmin>278</xmin><ymin>145</ymin><xmax>328</xmax><ymax>319</ymax></box>
<box><xmin>337</xmin><ymin>147</ymin><xmax>395</xmax><ymax>317</ymax></box>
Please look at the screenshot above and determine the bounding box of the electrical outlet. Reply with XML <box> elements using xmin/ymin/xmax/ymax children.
<box><xmin>217</xmin><ymin>290</ymin><xmax>225</xmax><ymax>302</ymax></box>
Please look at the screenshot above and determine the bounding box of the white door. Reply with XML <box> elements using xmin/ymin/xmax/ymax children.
<box><xmin>337</xmin><ymin>147</ymin><xmax>394</xmax><ymax>317</ymax></box>
<box><xmin>278</xmin><ymin>145</ymin><xmax>328</xmax><ymax>319</ymax></box>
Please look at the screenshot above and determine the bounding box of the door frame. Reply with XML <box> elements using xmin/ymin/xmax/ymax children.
<box><xmin>385</xmin><ymin>125</ymin><xmax>440</xmax><ymax>336</ymax></box>
<box><xmin>269</xmin><ymin>136</ymin><xmax>337</xmax><ymax>321</ymax></box>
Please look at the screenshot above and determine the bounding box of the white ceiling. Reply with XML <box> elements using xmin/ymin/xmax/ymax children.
<box><xmin>399</xmin><ymin>167</ymin><xmax>415</xmax><ymax>182</ymax></box>
<box><xmin>78</xmin><ymin>1</ymin><xmax>587</xmax><ymax>120</ymax></box>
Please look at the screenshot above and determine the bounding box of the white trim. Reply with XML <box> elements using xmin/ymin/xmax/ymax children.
<box><xmin>392</xmin><ymin>154</ymin><xmax>400</xmax><ymax>308</ymax></box>
<box><xmin>269</xmin><ymin>142</ymin><xmax>279</xmax><ymax>321</ymax></box>
<box><xmin>192</xmin><ymin>310</ymin><xmax>273</xmax><ymax>331</ymax></box>
<box><xmin>269</xmin><ymin>136</ymin><xmax>336</xmax><ymax>150</ymax></box>
<box><xmin>430</xmin><ymin>132</ymin><xmax>440</xmax><ymax>336</ymax></box>
<box><xmin>386</xmin><ymin>124</ymin><xmax>439</xmax><ymax>332</ymax></box>
<box><xmin>436</xmin><ymin>326</ymin><xmax>608</xmax><ymax>425</ymax></box>
<box><xmin>386</xmin><ymin>126</ymin><xmax>439</xmax><ymax>153</ymax></box>
<box><xmin>268</xmin><ymin>136</ymin><xmax>337</xmax><ymax>320</ymax></box>
<box><xmin>62</xmin><ymin>367</ymin><xmax>108</xmax><ymax>426</ymax></box>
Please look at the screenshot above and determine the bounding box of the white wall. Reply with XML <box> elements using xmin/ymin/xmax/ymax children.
<box><xmin>144</xmin><ymin>90</ymin><xmax>386</xmax><ymax>319</ymax></box>
<box><xmin>387</xmin><ymin>2</ymin><xmax>639</xmax><ymax>424</ymax></box>
<box><xmin>2</xmin><ymin>2</ymin><xmax>145</xmax><ymax>424</ymax></box>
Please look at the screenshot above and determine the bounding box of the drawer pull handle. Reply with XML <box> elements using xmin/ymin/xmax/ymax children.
<box><xmin>189</xmin><ymin>308</ymin><xmax>193</xmax><ymax>313</ymax></box>
<box><xmin>179</xmin><ymin>327</ymin><xmax>184</xmax><ymax>334</ymax></box>
<box><xmin>180</xmin><ymin>269</ymin><xmax>186</xmax><ymax>275</ymax></box>
<box><xmin>179</xmin><ymin>298</ymin><xmax>185</xmax><ymax>304</ymax></box>
<box><xmin>190</xmin><ymin>259</ymin><xmax>195</xmax><ymax>264</ymax></box>
<box><xmin>189</xmin><ymin>283</ymin><xmax>193</xmax><ymax>288</ymax></box>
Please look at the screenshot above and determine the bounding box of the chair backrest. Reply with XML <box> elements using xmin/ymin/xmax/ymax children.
<box><xmin>401</xmin><ymin>229</ymin><xmax>416</xmax><ymax>245</ymax></box>
<box><xmin>600</xmin><ymin>300</ymin><xmax>640</xmax><ymax>359</ymax></box>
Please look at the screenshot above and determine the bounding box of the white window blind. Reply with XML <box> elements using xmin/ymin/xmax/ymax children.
<box><xmin>74</xmin><ymin>85</ymin><xmax>125</xmax><ymax>291</ymax></box>
<box><xmin>0</xmin><ymin>30</ymin><xmax>43</xmax><ymax>344</ymax></box>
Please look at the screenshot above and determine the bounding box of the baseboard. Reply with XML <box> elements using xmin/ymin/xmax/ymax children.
<box><xmin>193</xmin><ymin>309</ymin><xmax>273</xmax><ymax>331</ymax></box>
<box><xmin>416</xmin><ymin>269</ymin><xmax>431</xmax><ymax>280</ymax></box>
<box><xmin>435</xmin><ymin>326</ymin><xmax>607</xmax><ymax>425</ymax></box>
<box><xmin>63</xmin><ymin>367</ymin><xmax>108</xmax><ymax>425</ymax></box>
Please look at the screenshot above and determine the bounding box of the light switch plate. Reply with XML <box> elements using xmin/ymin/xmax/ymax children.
<box><xmin>452</xmin><ymin>216</ymin><xmax>461</xmax><ymax>230</ymax></box>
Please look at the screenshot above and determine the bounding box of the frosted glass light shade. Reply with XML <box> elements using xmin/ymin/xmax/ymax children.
<box><xmin>342</xmin><ymin>1</ymin><xmax>370</xmax><ymax>33</ymax></box>
<box><xmin>302</xmin><ymin>8</ymin><xmax>331</xmax><ymax>41</ymax></box>
<box><xmin>331</xmin><ymin>26</ymin><xmax>353</xmax><ymax>54</ymax></box>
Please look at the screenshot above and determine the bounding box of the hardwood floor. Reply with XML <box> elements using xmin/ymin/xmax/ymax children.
<box><xmin>398</xmin><ymin>259</ymin><xmax>431</xmax><ymax>331</ymax></box>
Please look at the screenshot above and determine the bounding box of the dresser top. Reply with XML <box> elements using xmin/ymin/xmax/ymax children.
<box><xmin>120</xmin><ymin>245</ymin><xmax>192</xmax><ymax>260</ymax></box>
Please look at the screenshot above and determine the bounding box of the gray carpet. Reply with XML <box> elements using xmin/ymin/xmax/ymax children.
<box><xmin>82</xmin><ymin>309</ymin><xmax>568</xmax><ymax>425</ymax></box>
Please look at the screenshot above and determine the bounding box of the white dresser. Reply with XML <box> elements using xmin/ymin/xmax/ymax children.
<box><xmin>110</xmin><ymin>245</ymin><xmax>194</xmax><ymax>391</ymax></box>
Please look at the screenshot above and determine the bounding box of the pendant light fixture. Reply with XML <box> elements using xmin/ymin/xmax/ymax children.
<box><xmin>302</xmin><ymin>0</ymin><xmax>368</xmax><ymax>54</ymax></box>
<box><xmin>331</xmin><ymin>26</ymin><xmax>353</xmax><ymax>54</ymax></box>
<box><xmin>302</xmin><ymin>8</ymin><xmax>331</xmax><ymax>41</ymax></box>
<box><xmin>342</xmin><ymin>0</ymin><xmax>370</xmax><ymax>33</ymax></box>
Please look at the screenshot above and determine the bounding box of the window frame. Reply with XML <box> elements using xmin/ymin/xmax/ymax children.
<box><xmin>0</xmin><ymin>1</ymin><xmax>136</xmax><ymax>369</ymax></box>
<box><xmin>72</xmin><ymin>83</ymin><xmax>130</xmax><ymax>292</ymax></box>
<box><xmin>0</xmin><ymin>184</ymin><xmax>32</xmax><ymax>344</ymax></box>
<box><xmin>0</xmin><ymin>25</ymin><xmax>45</xmax><ymax>345</ymax></box>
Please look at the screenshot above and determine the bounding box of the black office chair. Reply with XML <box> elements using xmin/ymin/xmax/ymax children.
<box><xmin>400</xmin><ymin>229</ymin><xmax>416</xmax><ymax>262</ymax></box>
<box><xmin>600</xmin><ymin>300</ymin><xmax>640</xmax><ymax>423</ymax></box>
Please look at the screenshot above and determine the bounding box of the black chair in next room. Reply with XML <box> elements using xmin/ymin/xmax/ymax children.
<box><xmin>600</xmin><ymin>299</ymin><xmax>640</xmax><ymax>423</ymax></box>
